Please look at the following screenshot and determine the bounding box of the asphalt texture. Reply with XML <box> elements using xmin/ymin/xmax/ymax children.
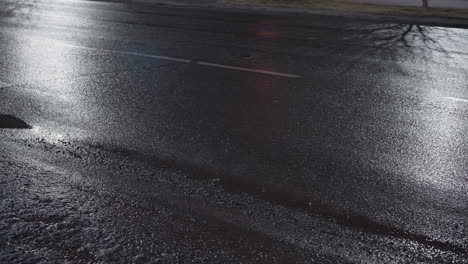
<box><xmin>1</xmin><ymin>0</ymin><xmax>468</xmax><ymax>263</ymax></box>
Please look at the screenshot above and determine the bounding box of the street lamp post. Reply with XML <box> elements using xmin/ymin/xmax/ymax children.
<box><xmin>422</xmin><ymin>0</ymin><xmax>429</xmax><ymax>8</ymax></box>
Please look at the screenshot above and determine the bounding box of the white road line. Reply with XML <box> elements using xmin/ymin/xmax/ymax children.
<box><xmin>58</xmin><ymin>42</ymin><xmax>299</xmax><ymax>78</ymax></box>
<box><xmin>61</xmin><ymin>43</ymin><xmax>191</xmax><ymax>63</ymax></box>
<box><xmin>126</xmin><ymin>52</ymin><xmax>192</xmax><ymax>63</ymax></box>
<box><xmin>196</xmin><ymin>61</ymin><xmax>301</xmax><ymax>78</ymax></box>
<box><xmin>445</xmin><ymin>96</ymin><xmax>468</xmax><ymax>103</ymax></box>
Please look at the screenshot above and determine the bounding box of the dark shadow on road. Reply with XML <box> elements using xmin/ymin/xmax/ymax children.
<box><xmin>0</xmin><ymin>114</ymin><xmax>32</xmax><ymax>129</ymax></box>
<box><xmin>0</xmin><ymin>0</ymin><xmax>39</xmax><ymax>20</ymax></box>
<box><xmin>326</xmin><ymin>23</ymin><xmax>465</xmax><ymax>74</ymax></box>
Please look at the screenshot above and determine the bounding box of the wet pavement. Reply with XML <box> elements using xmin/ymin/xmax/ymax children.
<box><xmin>1</xmin><ymin>0</ymin><xmax>468</xmax><ymax>263</ymax></box>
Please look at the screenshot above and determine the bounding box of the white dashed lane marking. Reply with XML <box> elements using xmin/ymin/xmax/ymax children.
<box><xmin>60</xmin><ymin>43</ymin><xmax>300</xmax><ymax>78</ymax></box>
<box><xmin>446</xmin><ymin>96</ymin><xmax>468</xmax><ymax>103</ymax></box>
<box><xmin>196</xmin><ymin>61</ymin><xmax>300</xmax><ymax>78</ymax></box>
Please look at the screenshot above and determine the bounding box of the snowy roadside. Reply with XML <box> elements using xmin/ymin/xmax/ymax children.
<box><xmin>1</xmin><ymin>131</ymin><xmax>467</xmax><ymax>263</ymax></box>
<box><xmin>0</xmin><ymin>133</ymin><xmax>344</xmax><ymax>263</ymax></box>
<box><xmin>0</xmin><ymin>140</ymin><xmax>117</xmax><ymax>263</ymax></box>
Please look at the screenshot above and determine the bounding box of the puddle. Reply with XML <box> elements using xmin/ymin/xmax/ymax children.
<box><xmin>0</xmin><ymin>114</ymin><xmax>32</xmax><ymax>129</ymax></box>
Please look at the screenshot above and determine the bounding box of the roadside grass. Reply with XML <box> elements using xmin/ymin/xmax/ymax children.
<box><xmin>217</xmin><ymin>0</ymin><xmax>468</xmax><ymax>19</ymax></box>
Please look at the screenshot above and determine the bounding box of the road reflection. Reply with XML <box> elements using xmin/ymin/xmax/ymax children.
<box><xmin>316</xmin><ymin>24</ymin><xmax>468</xmax><ymax>191</ymax></box>
<box><xmin>3</xmin><ymin>2</ymin><xmax>104</xmax><ymax>142</ymax></box>
<box><xmin>366</xmin><ymin>25</ymin><xmax>468</xmax><ymax>191</ymax></box>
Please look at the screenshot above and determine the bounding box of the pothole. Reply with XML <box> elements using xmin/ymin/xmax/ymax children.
<box><xmin>230</xmin><ymin>51</ymin><xmax>252</xmax><ymax>59</ymax></box>
<box><xmin>0</xmin><ymin>114</ymin><xmax>32</xmax><ymax>129</ymax></box>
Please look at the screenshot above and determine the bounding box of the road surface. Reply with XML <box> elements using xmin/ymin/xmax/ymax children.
<box><xmin>1</xmin><ymin>0</ymin><xmax>468</xmax><ymax>263</ymax></box>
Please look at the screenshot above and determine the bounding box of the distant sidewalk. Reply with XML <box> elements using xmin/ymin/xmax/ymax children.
<box><xmin>344</xmin><ymin>0</ymin><xmax>468</xmax><ymax>9</ymax></box>
<box><xmin>130</xmin><ymin>0</ymin><xmax>216</xmax><ymax>5</ymax></box>
<box><xmin>131</xmin><ymin>0</ymin><xmax>468</xmax><ymax>9</ymax></box>
<box><xmin>127</xmin><ymin>0</ymin><xmax>468</xmax><ymax>24</ymax></box>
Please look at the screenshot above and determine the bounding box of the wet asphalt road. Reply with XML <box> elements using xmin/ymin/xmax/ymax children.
<box><xmin>1</xmin><ymin>0</ymin><xmax>468</xmax><ymax>263</ymax></box>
